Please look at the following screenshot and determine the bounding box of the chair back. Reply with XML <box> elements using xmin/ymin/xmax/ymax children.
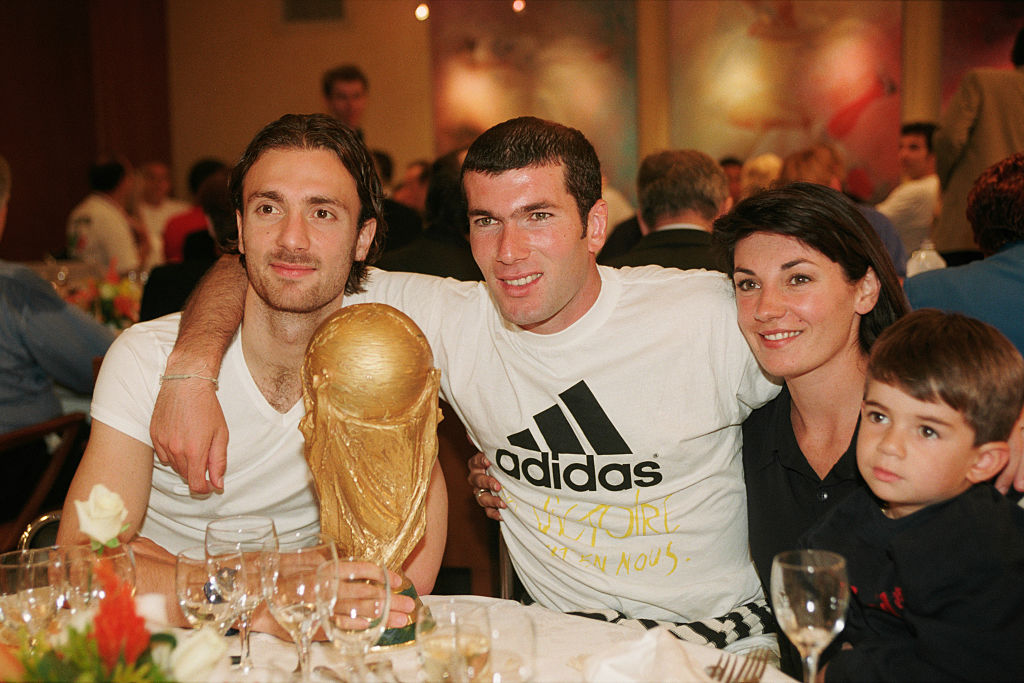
<box><xmin>0</xmin><ymin>413</ymin><xmax>87</xmax><ymax>551</ymax></box>
<box><xmin>19</xmin><ymin>510</ymin><xmax>63</xmax><ymax>550</ymax></box>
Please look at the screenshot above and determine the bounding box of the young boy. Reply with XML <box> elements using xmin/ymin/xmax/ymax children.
<box><xmin>805</xmin><ymin>309</ymin><xmax>1024</xmax><ymax>682</ymax></box>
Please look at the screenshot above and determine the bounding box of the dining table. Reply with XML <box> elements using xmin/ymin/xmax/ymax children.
<box><xmin>187</xmin><ymin>595</ymin><xmax>797</xmax><ymax>682</ymax></box>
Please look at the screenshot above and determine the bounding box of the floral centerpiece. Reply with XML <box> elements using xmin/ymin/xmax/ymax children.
<box><xmin>65</xmin><ymin>262</ymin><xmax>142</xmax><ymax>330</ymax></box>
<box><xmin>0</xmin><ymin>486</ymin><xmax>226</xmax><ymax>682</ymax></box>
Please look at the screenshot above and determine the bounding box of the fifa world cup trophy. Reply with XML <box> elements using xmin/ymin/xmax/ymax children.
<box><xmin>299</xmin><ymin>303</ymin><xmax>442</xmax><ymax>644</ymax></box>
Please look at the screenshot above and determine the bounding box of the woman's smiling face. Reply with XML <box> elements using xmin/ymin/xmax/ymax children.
<box><xmin>732</xmin><ymin>231</ymin><xmax>879</xmax><ymax>382</ymax></box>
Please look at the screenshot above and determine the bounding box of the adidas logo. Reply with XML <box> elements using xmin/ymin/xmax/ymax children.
<box><xmin>494</xmin><ymin>381</ymin><xmax>662</xmax><ymax>492</ymax></box>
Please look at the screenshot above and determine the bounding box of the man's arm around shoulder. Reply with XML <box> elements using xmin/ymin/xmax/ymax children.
<box><xmin>150</xmin><ymin>254</ymin><xmax>246</xmax><ymax>493</ymax></box>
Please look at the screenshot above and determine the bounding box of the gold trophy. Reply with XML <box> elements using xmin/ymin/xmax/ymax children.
<box><xmin>299</xmin><ymin>303</ymin><xmax>442</xmax><ymax>645</ymax></box>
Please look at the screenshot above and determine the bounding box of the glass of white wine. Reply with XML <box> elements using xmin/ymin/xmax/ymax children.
<box><xmin>206</xmin><ymin>515</ymin><xmax>278</xmax><ymax>671</ymax></box>
<box><xmin>261</xmin><ymin>532</ymin><xmax>337</xmax><ymax>683</ymax></box>
<box><xmin>417</xmin><ymin>598</ymin><xmax>491</xmax><ymax>682</ymax></box>
<box><xmin>175</xmin><ymin>546</ymin><xmax>247</xmax><ymax>634</ymax></box>
<box><xmin>771</xmin><ymin>549</ymin><xmax>850</xmax><ymax>683</ymax></box>
<box><xmin>315</xmin><ymin>557</ymin><xmax>390</xmax><ymax>680</ymax></box>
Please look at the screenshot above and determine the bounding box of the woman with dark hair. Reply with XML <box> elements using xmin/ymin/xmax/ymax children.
<box><xmin>712</xmin><ymin>182</ymin><xmax>909</xmax><ymax>589</ymax></box>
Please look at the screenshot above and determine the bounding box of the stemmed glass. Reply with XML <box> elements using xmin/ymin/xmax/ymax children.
<box><xmin>771</xmin><ymin>550</ymin><xmax>850</xmax><ymax>683</ymax></box>
<box><xmin>261</xmin><ymin>532</ymin><xmax>337</xmax><ymax>682</ymax></box>
<box><xmin>315</xmin><ymin>557</ymin><xmax>390</xmax><ymax>680</ymax></box>
<box><xmin>175</xmin><ymin>546</ymin><xmax>248</xmax><ymax>634</ymax></box>
<box><xmin>206</xmin><ymin>515</ymin><xmax>278</xmax><ymax>670</ymax></box>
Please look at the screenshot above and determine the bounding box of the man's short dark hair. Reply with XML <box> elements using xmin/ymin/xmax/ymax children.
<box><xmin>229</xmin><ymin>113</ymin><xmax>385</xmax><ymax>294</ymax></box>
<box><xmin>321</xmin><ymin>64</ymin><xmax>369</xmax><ymax>97</ymax></box>
<box><xmin>967</xmin><ymin>151</ymin><xmax>1024</xmax><ymax>255</ymax></box>
<box><xmin>461</xmin><ymin>116</ymin><xmax>601</xmax><ymax>233</ymax></box>
<box><xmin>1012</xmin><ymin>26</ymin><xmax>1024</xmax><ymax>67</ymax></box>
<box><xmin>718</xmin><ymin>156</ymin><xmax>743</xmax><ymax>169</ymax></box>
<box><xmin>868</xmin><ymin>309</ymin><xmax>1024</xmax><ymax>446</ymax></box>
<box><xmin>187</xmin><ymin>158</ymin><xmax>228</xmax><ymax>196</ymax></box>
<box><xmin>639</xmin><ymin>150</ymin><xmax>728</xmax><ymax>226</ymax></box>
<box><xmin>88</xmin><ymin>159</ymin><xmax>127</xmax><ymax>193</ymax></box>
<box><xmin>900</xmin><ymin>121</ymin><xmax>938</xmax><ymax>154</ymax></box>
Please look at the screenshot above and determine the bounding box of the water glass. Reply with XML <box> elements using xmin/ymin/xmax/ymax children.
<box><xmin>315</xmin><ymin>557</ymin><xmax>390</xmax><ymax>679</ymax></box>
<box><xmin>487</xmin><ymin>603</ymin><xmax>535</xmax><ymax>683</ymax></box>
<box><xmin>417</xmin><ymin>598</ymin><xmax>491</xmax><ymax>682</ymax></box>
<box><xmin>0</xmin><ymin>548</ymin><xmax>61</xmax><ymax>646</ymax></box>
<box><xmin>61</xmin><ymin>544</ymin><xmax>136</xmax><ymax>615</ymax></box>
<box><xmin>175</xmin><ymin>545</ymin><xmax>247</xmax><ymax>634</ymax></box>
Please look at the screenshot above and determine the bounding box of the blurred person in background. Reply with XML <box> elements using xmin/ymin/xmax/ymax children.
<box><xmin>0</xmin><ymin>154</ymin><xmax>114</xmax><ymax>517</ymax></box>
<box><xmin>67</xmin><ymin>157</ymin><xmax>146</xmax><ymax>273</ymax></box>
<box><xmin>876</xmin><ymin>122</ymin><xmax>940</xmax><ymax>254</ymax></box>
<box><xmin>161</xmin><ymin>158</ymin><xmax>228</xmax><ymax>263</ymax></box>
<box><xmin>135</xmin><ymin>161</ymin><xmax>188</xmax><ymax>268</ymax></box>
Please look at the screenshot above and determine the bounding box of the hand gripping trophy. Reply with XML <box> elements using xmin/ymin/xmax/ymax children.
<box><xmin>299</xmin><ymin>303</ymin><xmax>442</xmax><ymax>645</ymax></box>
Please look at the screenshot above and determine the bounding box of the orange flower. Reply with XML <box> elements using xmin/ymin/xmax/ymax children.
<box><xmin>90</xmin><ymin>560</ymin><xmax>150</xmax><ymax>671</ymax></box>
<box><xmin>113</xmin><ymin>293</ymin><xmax>138</xmax><ymax>320</ymax></box>
<box><xmin>0</xmin><ymin>642</ymin><xmax>25</xmax><ymax>682</ymax></box>
<box><xmin>104</xmin><ymin>260</ymin><xmax>120</xmax><ymax>284</ymax></box>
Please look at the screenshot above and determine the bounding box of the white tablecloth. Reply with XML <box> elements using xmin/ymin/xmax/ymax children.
<box><xmin>200</xmin><ymin>595</ymin><xmax>796</xmax><ymax>682</ymax></box>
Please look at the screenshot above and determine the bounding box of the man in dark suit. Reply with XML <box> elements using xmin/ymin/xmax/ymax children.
<box><xmin>934</xmin><ymin>27</ymin><xmax>1024</xmax><ymax>266</ymax></box>
<box><xmin>602</xmin><ymin>150</ymin><xmax>730</xmax><ymax>271</ymax></box>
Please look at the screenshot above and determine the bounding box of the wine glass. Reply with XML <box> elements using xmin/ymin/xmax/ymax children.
<box><xmin>175</xmin><ymin>545</ymin><xmax>247</xmax><ymax>634</ymax></box>
<box><xmin>206</xmin><ymin>515</ymin><xmax>278</xmax><ymax>670</ymax></box>
<box><xmin>417</xmin><ymin>598</ymin><xmax>491</xmax><ymax>682</ymax></box>
<box><xmin>315</xmin><ymin>557</ymin><xmax>390</xmax><ymax>680</ymax></box>
<box><xmin>771</xmin><ymin>549</ymin><xmax>850</xmax><ymax>683</ymax></box>
<box><xmin>0</xmin><ymin>549</ymin><xmax>61</xmax><ymax>646</ymax></box>
<box><xmin>487</xmin><ymin>603</ymin><xmax>535</xmax><ymax>683</ymax></box>
<box><xmin>60</xmin><ymin>544</ymin><xmax>136</xmax><ymax>615</ymax></box>
<box><xmin>261</xmin><ymin>532</ymin><xmax>337</xmax><ymax>682</ymax></box>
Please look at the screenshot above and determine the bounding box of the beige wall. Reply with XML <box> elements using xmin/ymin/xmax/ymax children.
<box><xmin>166</xmin><ymin>0</ymin><xmax>434</xmax><ymax>194</ymax></box>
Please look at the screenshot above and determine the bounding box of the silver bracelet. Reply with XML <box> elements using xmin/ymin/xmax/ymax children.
<box><xmin>159</xmin><ymin>373</ymin><xmax>219</xmax><ymax>389</ymax></box>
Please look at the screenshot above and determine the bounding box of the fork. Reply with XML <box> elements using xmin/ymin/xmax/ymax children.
<box><xmin>707</xmin><ymin>647</ymin><xmax>771</xmax><ymax>683</ymax></box>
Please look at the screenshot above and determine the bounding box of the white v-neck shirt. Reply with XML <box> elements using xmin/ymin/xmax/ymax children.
<box><xmin>91</xmin><ymin>314</ymin><xmax>319</xmax><ymax>554</ymax></box>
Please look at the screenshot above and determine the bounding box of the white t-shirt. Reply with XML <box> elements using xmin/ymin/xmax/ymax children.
<box><xmin>67</xmin><ymin>193</ymin><xmax>141</xmax><ymax>272</ymax></box>
<box><xmin>350</xmin><ymin>266</ymin><xmax>779</xmax><ymax>622</ymax></box>
<box><xmin>91</xmin><ymin>314</ymin><xmax>319</xmax><ymax>554</ymax></box>
<box><xmin>876</xmin><ymin>174</ymin><xmax>939</xmax><ymax>254</ymax></box>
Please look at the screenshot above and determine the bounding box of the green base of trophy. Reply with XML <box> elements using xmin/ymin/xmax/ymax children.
<box><xmin>374</xmin><ymin>573</ymin><xmax>422</xmax><ymax>648</ymax></box>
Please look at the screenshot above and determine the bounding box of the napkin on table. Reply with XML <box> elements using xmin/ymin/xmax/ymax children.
<box><xmin>583</xmin><ymin>627</ymin><xmax>714</xmax><ymax>682</ymax></box>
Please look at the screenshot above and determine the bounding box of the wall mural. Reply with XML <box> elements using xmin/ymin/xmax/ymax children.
<box><xmin>940</xmin><ymin>0</ymin><xmax>1024</xmax><ymax>103</ymax></box>
<box><xmin>429</xmin><ymin>0</ymin><xmax>638</xmax><ymax>203</ymax></box>
<box><xmin>668</xmin><ymin>0</ymin><xmax>902</xmax><ymax>202</ymax></box>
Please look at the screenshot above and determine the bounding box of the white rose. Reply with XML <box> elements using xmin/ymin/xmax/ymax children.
<box><xmin>73</xmin><ymin>484</ymin><xmax>127</xmax><ymax>546</ymax></box>
<box><xmin>170</xmin><ymin>627</ymin><xmax>229</xmax><ymax>681</ymax></box>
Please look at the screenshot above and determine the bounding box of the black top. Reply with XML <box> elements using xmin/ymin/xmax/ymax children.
<box><xmin>597</xmin><ymin>215</ymin><xmax>642</xmax><ymax>263</ymax></box>
<box><xmin>380</xmin><ymin>198</ymin><xmax>424</xmax><ymax>253</ymax></box>
<box><xmin>742</xmin><ymin>385</ymin><xmax>863</xmax><ymax>591</ymax></box>
<box><xmin>805</xmin><ymin>485</ymin><xmax>1024</xmax><ymax>682</ymax></box>
<box><xmin>601</xmin><ymin>228</ymin><xmax>723</xmax><ymax>272</ymax></box>
<box><xmin>374</xmin><ymin>225</ymin><xmax>483</xmax><ymax>282</ymax></box>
